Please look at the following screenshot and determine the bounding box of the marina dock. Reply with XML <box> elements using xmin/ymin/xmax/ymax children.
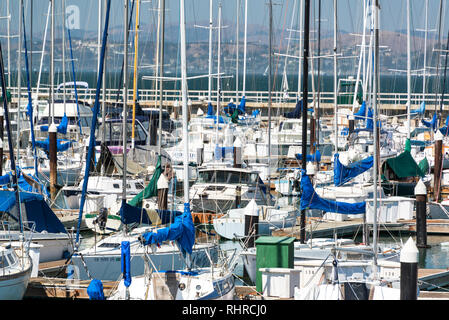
<box><xmin>272</xmin><ymin>217</ymin><xmax>449</xmax><ymax>239</ymax></box>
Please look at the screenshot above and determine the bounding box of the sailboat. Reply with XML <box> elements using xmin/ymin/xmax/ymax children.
<box><xmin>107</xmin><ymin>0</ymin><xmax>236</xmax><ymax>300</ymax></box>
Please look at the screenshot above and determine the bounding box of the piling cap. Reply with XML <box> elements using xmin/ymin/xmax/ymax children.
<box><xmin>233</xmin><ymin>137</ymin><xmax>242</xmax><ymax>148</ymax></box>
<box><xmin>197</xmin><ymin>108</ymin><xmax>204</xmax><ymax>116</ymax></box>
<box><xmin>435</xmin><ymin>130</ymin><xmax>443</xmax><ymax>141</ymax></box>
<box><xmin>0</xmin><ymin>138</ymin><xmax>3</xmax><ymax>148</ymax></box>
<box><xmin>188</xmin><ymin>99</ymin><xmax>192</xmax><ymax>106</ymax></box>
<box><xmin>414</xmin><ymin>179</ymin><xmax>427</xmax><ymax>196</ymax></box>
<box><xmin>49</xmin><ymin>123</ymin><xmax>58</xmax><ymax>133</ymax></box>
<box><xmin>306</xmin><ymin>162</ymin><xmax>316</xmax><ymax>175</ymax></box>
<box><xmin>173</xmin><ymin>100</ymin><xmax>180</xmax><ymax>107</ymax></box>
<box><xmin>244</xmin><ymin>199</ymin><xmax>259</xmax><ymax>216</ymax></box>
<box><xmin>0</xmin><ymin>108</ymin><xmax>3</xmax><ymax>116</ymax></box>
<box><xmin>400</xmin><ymin>237</ymin><xmax>419</xmax><ymax>263</ymax></box>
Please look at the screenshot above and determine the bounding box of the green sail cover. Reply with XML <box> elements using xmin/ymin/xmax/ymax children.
<box><xmin>418</xmin><ymin>157</ymin><xmax>429</xmax><ymax>174</ymax></box>
<box><xmin>128</xmin><ymin>155</ymin><xmax>162</xmax><ymax>207</ymax></box>
<box><xmin>385</xmin><ymin>150</ymin><xmax>425</xmax><ymax>178</ymax></box>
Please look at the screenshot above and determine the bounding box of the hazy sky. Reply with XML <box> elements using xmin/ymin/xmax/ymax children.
<box><xmin>0</xmin><ymin>0</ymin><xmax>447</xmax><ymax>41</ymax></box>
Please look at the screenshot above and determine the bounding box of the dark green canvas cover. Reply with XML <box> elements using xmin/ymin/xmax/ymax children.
<box><xmin>128</xmin><ymin>155</ymin><xmax>162</xmax><ymax>207</ymax></box>
<box><xmin>385</xmin><ymin>150</ymin><xmax>425</xmax><ymax>178</ymax></box>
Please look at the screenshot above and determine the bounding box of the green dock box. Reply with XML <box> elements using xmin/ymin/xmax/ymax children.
<box><xmin>255</xmin><ymin>236</ymin><xmax>295</xmax><ymax>293</ymax></box>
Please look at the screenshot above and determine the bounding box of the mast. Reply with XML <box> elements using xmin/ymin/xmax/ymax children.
<box><xmin>267</xmin><ymin>0</ymin><xmax>272</xmax><ymax>206</ymax></box>
<box><xmin>122</xmin><ymin>0</ymin><xmax>129</xmax><ymax>223</ymax></box>
<box><xmin>297</xmin><ymin>0</ymin><xmax>304</xmax><ymax>96</ymax></box>
<box><xmin>36</xmin><ymin>1</ymin><xmax>51</xmax><ymax>102</ymax></box>
<box><xmin>207</xmin><ymin>0</ymin><xmax>213</xmax><ymax>102</ymax></box>
<box><xmin>422</xmin><ymin>0</ymin><xmax>428</xmax><ymax>102</ymax></box>
<box><xmin>242</xmin><ymin>0</ymin><xmax>247</xmax><ymax>98</ymax></box>
<box><xmin>316</xmin><ymin>0</ymin><xmax>321</xmax><ymax>148</ymax></box>
<box><xmin>406</xmin><ymin>0</ymin><xmax>411</xmax><ymax>139</ymax></box>
<box><xmin>62</xmin><ymin>0</ymin><xmax>66</xmax><ymax>115</ymax></box>
<box><xmin>131</xmin><ymin>0</ymin><xmax>140</xmax><ymax>150</ymax></box>
<box><xmin>97</xmin><ymin>0</ymin><xmax>102</xmax><ymax>79</ymax></box>
<box><xmin>333</xmin><ymin>0</ymin><xmax>338</xmax><ymax>153</ymax></box>
<box><xmin>372</xmin><ymin>0</ymin><xmax>380</xmax><ymax>272</ymax></box>
<box><xmin>158</xmin><ymin>0</ymin><xmax>165</xmax><ymax>152</ymax></box>
<box><xmin>299</xmin><ymin>0</ymin><xmax>310</xmax><ymax>244</ymax></box>
<box><xmin>17</xmin><ymin>0</ymin><xmax>23</xmax><ymax>163</ymax></box>
<box><xmin>102</xmin><ymin>0</ymin><xmax>106</xmax><ymax>174</ymax></box>
<box><xmin>6</xmin><ymin>0</ymin><xmax>11</xmax><ymax>87</ymax></box>
<box><xmin>180</xmin><ymin>0</ymin><xmax>189</xmax><ymax>204</ymax></box>
<box><xmin>236</xmin><ymin>0</ymin><xmax>240</xmax><ymax>101</ymax></box>
<box><xmin>216</xmin><ymin>3</ymin><xmax>222</xmax><ymax>146</ymax></box>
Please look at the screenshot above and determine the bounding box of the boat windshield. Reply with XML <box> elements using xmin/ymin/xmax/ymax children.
<box><xmin>197</xmin><ymin>170</ymin><xmax>259</xmax><ymax>184</ymax></box>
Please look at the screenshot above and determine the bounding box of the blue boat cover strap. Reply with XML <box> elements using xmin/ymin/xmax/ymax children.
<box><xmin>333</xmin><ymin>153</ymin><xmax>373</xmax><ymax>186</ymax></box>
<box><xmin>300</xmin><ymin>169</ymin><xmax>366</xmax><ymax>214</ymax></box>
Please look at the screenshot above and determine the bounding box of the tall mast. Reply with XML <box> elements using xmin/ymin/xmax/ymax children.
<box><xmin>6</xmin><ymin>0</ymin><xmax>11</xmax><ymax>87</ymax></box>
<box><xmin>62</xmin><ymin>0</ymin><xmax>66</xmax><ymax>114</ymax></box>
<box><xmin>17</xmin><ymin>0</ymin><xmax>23</xmax><ymax>162</ymax></box>
<box><xmin>216</xmin><ymin>3</ymin><xmax>222</xmax><ymax>145</ymax></box>
<box><xmin>406</xmin><ymin>0</ymin><xmax>411</xmax><ymax>139</ymax></box>
<box><xmin>333</xmin><ymin>0</ymin><xmax>338</xmax><ymax>153</ymax></box>
<box><xmin>242</xmin><ymin>0</ymin><xmax>247</xmax><ymax>97</ymax></box>
<box><xmin>207</xmin><ymin>0</ymin><xmax>213</xmax><ymax>102</ymax></box>
<box><xmin>316</xmin><ymin>0</ymin><xmax>321</xmax><ymax>147</ymax></box>
<box><xmin>132</xmin><ymin>0</ymin><xmax>140</xmax><ymax>150</ymax></box>
<box><xmin>422</xmin><ymin>0</ymin><xmax>428</xmax><ymax>102</ymax></box>
<box><xmin>102</xmin><ymin>0</ymin><xmax>107</xmax><ymax>174</ymax></box>
<box><xmin>297</xmin><ymin>0</ymin><xmax>304</xmax><ymax>96</ymax></box>
<box><xmin>267</xmin><ymin>0</ymin><xmax>272</xmax><ymax>206</ymax></box>
<box><xmin>180</xmin><ymin>0</ymin><xmax>189</xmax><ymax>204</ymax></box>
<box><xmin>97</xmin><ymin>0</ymin><xmax>102</xmax><ymax>79</ymax></box>
<box><xmin>158</xmin><ymin>0</ymin><xmax>165</xmax><ymax>152</ymax></box>
<box><xmin>373</xmin><ymin>0</ymin><xmax>380</xmax><ymax>273</ymax></box>
<box><xmin>122</xmin><ymin>0</ymin><xmax>129</xmax><ymax>220</ymax></box>
<box><xmin>299</xmin><ymin>0</ymin><xmax>310</xmax><ymax>244</ymax></box>
<box><xmin>236</xmin><ymin>0</ymin><xmax>240</xmax><ymax>101</ymax></box>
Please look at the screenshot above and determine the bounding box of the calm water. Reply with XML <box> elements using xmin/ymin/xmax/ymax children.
<box><xmin>78</xmin><ymin>229</ymin><xmax>449</xmax><ymax>288</ymax></box>
<box><xmin>18</xmin><ymin>71</ymin><xmax>449</xmax><ymax>94</ymax></box>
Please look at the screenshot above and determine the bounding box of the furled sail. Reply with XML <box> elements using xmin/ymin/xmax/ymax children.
<box><xmin>295</xmin><ymin>150</ymin><xmax>321</xmax><ymax>163</ymax></box>
<box><xmin>139</xmin><ymin>203</ymin><xmax>195</xmax><ymax>255</ymax></box>
<box><xmin>333</xmin><ymin>153</ymin><xmax>373</xmax><ymax>186</ymax></box>
<box><xmin>300</xmin><ymin>169</ymin><xmax>366</xmax><ymax>214</ymax></box>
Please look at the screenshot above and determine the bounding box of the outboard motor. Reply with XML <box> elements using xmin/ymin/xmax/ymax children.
<box><xmin>94</xmin><ymin>207</ymin><xmax>108</xmax><ymax>231</ymax></box>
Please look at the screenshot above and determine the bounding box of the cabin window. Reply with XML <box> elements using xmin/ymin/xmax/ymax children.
<box><xmin>113</xmin><ymin>184</ymin><xmax>120</xmax><ymax>189</ymax></box>
<box><xmin>98</xmin><ymin>243</ymin><xmax>121</xmax><ymax>248</ymax></box>
<box><xmin>0</xmin><ymin>254</ymin><xmax>9</xmax><ymax>268</ymax></box>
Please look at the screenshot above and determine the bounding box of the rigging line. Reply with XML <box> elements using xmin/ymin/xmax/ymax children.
<box><xmin>271</xmin><ymin>0</ymin><xmax>290</xmax><ymax>94</ymax></box>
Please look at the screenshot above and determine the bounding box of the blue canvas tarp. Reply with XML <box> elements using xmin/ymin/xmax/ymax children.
<box><xmin>121</xmin><ymin>241</ymin><xmax>131</xmax><ymax>288</ymax></box>
<box><xmin>40</xmin><ymin>113</ymin><xmax>69</xmax><ymax>134</ymax></box>
<box><xmin>411</xmin><ymin>101</ymin><xmax>425</xmax><ymax>115</ymax></box>
<box><xmin>120</xmin><ymin>202</ymin><xmax>182</xmax><ymax>226</ymax></box>
<box><xmin>333</xmin><ymin>153</ymin><xmax>373</xmax><ymax>187</ymax></box>
<box><xmin>295</xmin><ymin>150</ymin><xmax>321</xmax><ymax>163</ymax></box>
<box><xmin>140</xmin><ymin>203</ymin><xmax>195</xmax><ymax>255</ymax></box>
<box><xmin>35</xmin><ymin>137</ymin><xmax>73</xmax><ymax>152</ymax></box>
<box><xmin>300</xmin><ymin>169</ymin><xmax>366</xmax><ymax>214</ymax></box>
<box><xmin>284</xmin><ymin>100</ymin><xmax>302</xmax><ymax>118</ymax></box>
<box><xmin>422</xmin><ymin>113</ymin><xmax>438</xmax><ymax>131</ymax></box>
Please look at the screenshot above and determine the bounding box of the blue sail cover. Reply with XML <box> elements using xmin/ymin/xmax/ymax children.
<box><xmin>422</xmin><ymin>113</ymin><xmax>438</xmax><ymax>131</ymax></box>
<box><xmin>354</xmin><ymin>101</ymin><xmax>367</xmax><ymax>120</ymax></box>
<box><xmin>87</xmin><ymin>279</ymin><xmax>105</xmax><ymax>300</ymax></box>
<box><xmin>0</xmin><ymin>190</ymin><xmax>66</xmax><ymax>233</ymax></box>
<box><xmin>120</xmin><ymin>202</ymin><xmax>182</xmax><ymax>225</ymax></box>
<box><xmin>40</xmin><ymin>113</ymin><xmax>69</xmax><ymax>134</ymax></box>
<box><xmin>411</xmin><ymin>101</ymin><xmax>425</xmax><ymax>115</ymax></box>
<box><xmin>207</xmin><ymin>102</ymin><xmax>214</xmax><ymax>116</ymax></box>
<box><xmin>333</xmin><ymin>153</ymin><xmax>373</xmax><ymax>187</ymax></box>
<box><xmin>35</xmin><ymin>137</ymin><xmax>73</xmax><ymax>152</ymax></box>
<box><xmin>140</xmin><ymin>203</ymin><xmax>195</xmax><ymax>255</ymax></box>
<box><xmin>121</xmin><ymin>241</ymin><xmax>131</xmax><ymax>288</ymax></box>
<box><xmin>295</xmin><ymin>150</ymin><xmax>321</xmax><ymax>163</ymax></box>
<box><xmin>300</xmin><ymin>169</ymin><xmax>366</xmax><ymax>214</ymax></box>
<box><xmin>284</xmin><ymin>100</ymin><xmax>302</xmax><ymax>118</ymax></box>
